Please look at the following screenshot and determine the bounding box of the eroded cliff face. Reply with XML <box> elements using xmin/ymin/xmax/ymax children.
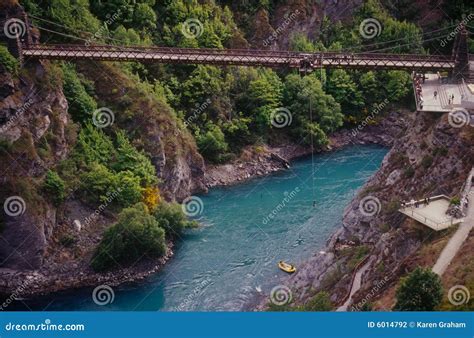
<box><xmin>0</xmin><ymin>3</ymin><xmax>206</xmax><ymax>274</ymax></box>
<box><xmin>284</xmin><ymin>110</ymin><xmax>473</xmax><ymax>309</ymax></box>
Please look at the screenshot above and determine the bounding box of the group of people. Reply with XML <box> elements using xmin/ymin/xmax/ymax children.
<box><xmin>401</xmin><ymin>197</ymin><xmax>431</xmax><ymax>209</ymax></box>
<box><xmin>448</xmin><ymin>93</ymin><xmax>455</xmax><ymax>105</ymax></box>
<box><xmin>414</xmin><ymin>73</ymin><xmax>425</xmax><ymax>109</ymax></box>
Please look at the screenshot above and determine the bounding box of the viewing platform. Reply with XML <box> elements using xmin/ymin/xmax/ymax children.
<box><xmin>399</xmin><ymin>195</ymin><xmax>464</xmax><ymax>231</ymax></box>
<box><xmin>413</xmin><ymin>73</ymin><xmax>474</xmax><ymax>113</ymax></box>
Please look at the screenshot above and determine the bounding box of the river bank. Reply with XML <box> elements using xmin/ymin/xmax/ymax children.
<box><xmin>0</xmin><ymin>111</ymin><xmax>403</xmax><ymax>301</ymax></box>
<box><xmin>204</xmin><ymin>111</ymin><xmax>403</xmax><ymax>189</ymax></box>
<box><xmin>255</xmin><ymin>109</ymin><xmax>473</xmax><ymax>311</ymax></box>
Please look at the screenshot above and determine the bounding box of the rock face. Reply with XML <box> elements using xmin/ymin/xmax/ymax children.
<box><xmin>279</xmin><ymin>110</ymin><xmax>473</xmax><ymax>309</ymax></box>
<box><xmin>0</xmin><ymin>3</ymin><xmax>205</xmax><ymax>277</ymax></box>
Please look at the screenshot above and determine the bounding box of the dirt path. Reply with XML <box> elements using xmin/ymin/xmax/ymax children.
<box><xmin>337</xmin><ymin>258</ymin><xmax>373</xmax><ymax>311</ymax></box>
<box><xmin>432</xmin><ymin>187</ymin><xmax>474</xmax><ymax>275</ymax></box>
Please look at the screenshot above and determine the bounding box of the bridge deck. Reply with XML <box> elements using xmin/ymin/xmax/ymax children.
<box><xmin>22</xmin><ymin>45</ymin><xmax>456</xmax><ymax>71</ymax></box>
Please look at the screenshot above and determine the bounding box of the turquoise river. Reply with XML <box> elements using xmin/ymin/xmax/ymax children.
<box><xmin>16</xmin><ymin>145</ymin><xmax>388</xmax><ymax>311</ymax></box>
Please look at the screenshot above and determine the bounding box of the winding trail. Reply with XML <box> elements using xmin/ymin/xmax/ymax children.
<box><xmin>337</xmin><ymin>258</ymin><xmax>373</xmax><ymax>311</ymax></box>
<box><xmin>432</xmin><ymin>187</ymin><xmax>474</xmax><ymax>275</ymax></box>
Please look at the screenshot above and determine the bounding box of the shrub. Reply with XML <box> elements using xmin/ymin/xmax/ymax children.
<box><xmin>91</xmin><ymin>203</ymin><xmax>166</xmax><ymax>271</ymax></box>
<box><xmin>61</xmin><ymin>63</ymin><xmax>97</xmax><ymax>123</ymax></box>
<box><xmin>196</xmin><ymin>124</ymin><xmax>229</xmax><ymax>163</ymax></box>
<box><xmin>421</xmin><ymin>155</ymin><xmax>433</xmax><ymax>169</ymax></box>
<box><xmin>0</xmin><ymin>46</ymin><xmax>18</xmax><ymax>74</ymax></box>
<box><xmin>403</xmin><ymin>166</ymin><xmax>415</xmax><ymax>178</ymax></box>
<box><xmin>42</xmin><ymin>170</ymin><xmax>66</xmax><ymax>206</ymax></box>
<box><xmin>450</xmin><ymin>197</ymin><xmax>461</xmax><ymax>206</ymax></box>
<box><xmin>153</xmin><ymin>201</ymin><xmax>196</xmax><ymax>238</ymax></box>
<box><xmin>393</xmin><ymin>267</ymin><xmax>443</xmax><ymax>311</ymax></box>
<box><xmin>142</xmin><ymin>186</ymin><xmax>161</xmax><ymax>211</ymax></box>
<box><xmin>59</xmin><ymin>234</ymin><xmax>76</xmax><ymax>247</ymax></box>
<box><xmin>303</xmin><ymin>292</ymin><xmax>333</xmax><ymax>311</ymax></box>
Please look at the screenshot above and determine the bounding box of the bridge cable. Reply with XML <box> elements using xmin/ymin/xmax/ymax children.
<box><xmin>29</xmin><ymin>14</ymin><xmax>130</xmax><ymax>46</ymax></box>
<box><xmin>357</xmin><ymin>34</ymin><xmax>458</xmax><ymax>54</ymax></box>
<box><xmin>337</xmin><ymin>23</ymin><xmax>460</xmax><ymax>53</ymax></box>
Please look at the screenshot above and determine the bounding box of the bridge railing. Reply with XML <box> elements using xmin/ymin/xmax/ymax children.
<box><xmin>24</xmin><ymin>44</ymin><xmax>455</xmax><ymax>62</ymax></box>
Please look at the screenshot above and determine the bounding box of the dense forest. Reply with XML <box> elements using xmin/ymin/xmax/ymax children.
<box><xmin>0</xmin><ymin>0</ymin><xmax>473</xmax><ymax>273</ymax></box>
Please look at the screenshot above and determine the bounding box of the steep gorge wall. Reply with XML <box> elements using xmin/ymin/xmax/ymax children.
<box><xmin>285</xmin><ymin>109</ymin><xmax>473</xmax><ymax>308</ymax></box>
<box><xmin>0</xmin><ymin>3</ymin><xmax>206</xmax><ymax>272</ymax></box>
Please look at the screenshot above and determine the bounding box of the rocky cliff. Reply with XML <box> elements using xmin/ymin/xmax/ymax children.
<box><xmin>282</xmin><ymin>109</ymin><xmax>473</xmax><ymax>309</ymax></box>
<box><xmin>0</xmin><ymin>3</ymin><xmax>206</xmax><ymax>281</ymax></box>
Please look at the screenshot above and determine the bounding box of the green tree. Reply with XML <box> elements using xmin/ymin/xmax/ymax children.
<box><xmin>384</xmin><ymin>71</ymin><xmax>411</xmax><ymax>102</ymax></box>
<box><xmin>196</xmin><ymin>124</ymin><xmax>229</xmax><ymax>163</ymax></box>
<box><xmin>42</xmin><ymin>170</ymin><xmax>66</xmax><ymax>206</ymax></box>
<box><xmin>153</xmin><ymin>201</ymin><xmax>196</xmax><ymax>238</ymax></box>
<box><xmin>393</xmin><ymin>267</ymin><xmax>443</xmax><ymax>311</ymax></box>
<box><xmin>113</xmin><ymin>130</ymin><xmax>157</xmax><ymax>186</ymax></box>
<box><xmin>62</xmin><ymin>64</ymin><xmax>97</xmax><ymax>123</ymax></box>
<box><xmin>326</xmin><ymin>69</ymin><xmax>364</xmax><ymax>116</ymax></box>
<box><xmin>0</xmin><ymin>46</ymin><xmax>18</xmax><ymax>75</ymax></box>
<box><xmin>74</xmin><ymin>124</ymin><xmax>116</xmax><ymax>167</ymax></box>
<box><xmin>91</xmin><ymin>203</ymin><xmax>166</xmax><ymax>271</ymax></box>
<box><xmin>283</xmin><ymin>74</ymin><xmax>342</xmax><ymax>145</ymax></box>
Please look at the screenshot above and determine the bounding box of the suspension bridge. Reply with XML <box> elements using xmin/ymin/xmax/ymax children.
<box><xmin>0</xmin><ymin>13</ymin><xmax>471</xmax><ymax>78</ymax></box>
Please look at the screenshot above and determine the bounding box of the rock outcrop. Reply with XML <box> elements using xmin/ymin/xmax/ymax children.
<box><xmin>279</xmin><ymin>110</ymin><xmax>473</xmax><ymax>309</ymax></box>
